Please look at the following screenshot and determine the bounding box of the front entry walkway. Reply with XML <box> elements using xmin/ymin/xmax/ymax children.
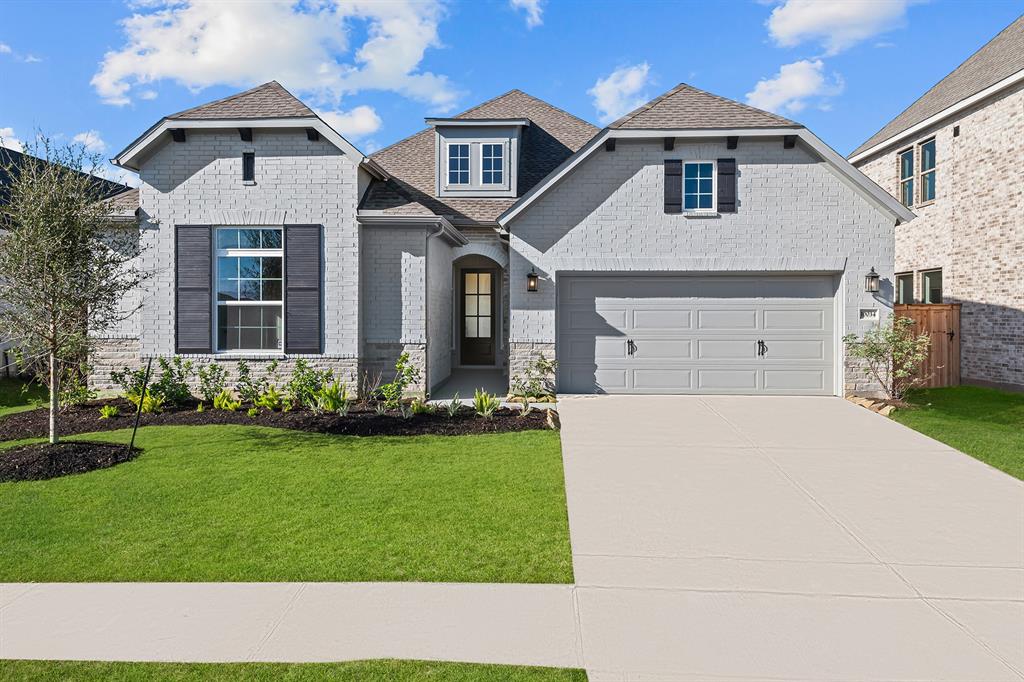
<box><xmin>430</xmin><ymin>368</ymin><xmax>507</xmax><ymax>401</ymax></box>
<box><xmin>558</xmin><ymin>395</ymin><xmax>1024</xmax><ymax>681</ymax></box>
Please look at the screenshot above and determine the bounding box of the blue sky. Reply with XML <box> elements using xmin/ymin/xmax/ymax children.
<box><xmin>1</xmin><ymin>0</ymin><xmax>1021</xmax><ymax>186</ymax></box>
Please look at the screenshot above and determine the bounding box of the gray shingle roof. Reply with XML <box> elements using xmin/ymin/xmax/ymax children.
<box><xmin>361</xmin><ymin>89</ymin><xmax>598</xmax><ymax>224</ymax></box>
<box><xmin>851</xmin><ymin>15</ymin><xmax>1024</xmax><ymax>158</ymax></box>
<box><xmin>168</xmin><ymin>81</ymin><xmax>314</xmax><ymax>120</ymax></box>
<box><xmin>103</xmin><ymin>187</ymin><xmax>139</xmax><ymax>219</ymax></box>
<box><xmin>609</xmin><ymin>83</ymin><xmax>800</xmax><ymax>130</ymax></box>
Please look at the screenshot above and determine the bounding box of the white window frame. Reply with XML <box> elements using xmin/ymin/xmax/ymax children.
<box><xmin>895</xmin><ymin>272</ymin><xmax>915</xmax><ymax>304</ymax></box>
<box><xmin>479</xmin><ymin>142</ymin><xmax>505</xmax><ymax>186</ymax></box>
<box><xmin>446</xmin><ymin>142</ymin><xmax>471</xmax><ymax>186</ymax></box>
<box><xmin>898</xmin><ymin>147</ymin><xmax>915</xmax><ymax>208</ymax></box>
<box><xmin>214</xmin><ymin>227</ymin><xmax>285</xmax><ymax>354</ymax></box>
<box><xmin>918</xmin><ymin>137</ymin><xmax>936</xmax><ymax>205</ymax></box>
<box><xmin>921</xmin><ymin>268</ymin><xmax>943</xmax><ymax>304</ymax></box>
<box><xmin>682</xmin><ymin>160</ymin><xmax>717</xmax><ymax>213</ymax></box>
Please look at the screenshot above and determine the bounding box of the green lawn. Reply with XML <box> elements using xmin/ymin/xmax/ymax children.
<box><xmin>0</xmin><ymin>425</ymin><xmax>573</xmax><ymax>583</ymax></box>
<box><xmin>0</xmin><ymin>377</ymin><xmax>46</xmax><ymax>417</ymax></box>
<box><xmin>892</xmin><ymin>386</ymin><xmax>1024</xmax><ymax>480</ymax></box>
<box><xmin>0</xmin><ymin>660</ymin><xmax>587</xmax><ymax>681</ymax></box>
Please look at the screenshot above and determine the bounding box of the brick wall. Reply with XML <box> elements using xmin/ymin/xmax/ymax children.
<box><xmin>507</xmin><ymin>137</ymin><xmax>897</xmax><ymax>395</ymax></box>
<box><xmin>856</xmin><ymin>82</ymin><xmax>1024</xmax><ymax>389</ymax></box>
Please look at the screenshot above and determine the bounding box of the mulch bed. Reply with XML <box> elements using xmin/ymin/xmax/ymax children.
<box><xmin>0</xmin><ymin>398</ymin><xmax>557</xmax><ymax>443</ymax></box>
<box><xmin>0</xmin><ymin>440</ymin><xmax>139</xmax><ymax>482</ymax></box>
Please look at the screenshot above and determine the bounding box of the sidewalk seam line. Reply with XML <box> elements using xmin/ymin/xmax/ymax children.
<box><xmin>246</xmin><ymin>582</ymin><xmax>307</xmax><ymax>661</ymax></box>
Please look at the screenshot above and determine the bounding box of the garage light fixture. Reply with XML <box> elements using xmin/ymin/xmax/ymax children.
<box><xmin>526</xmin><ymin>269</ymin><xmax>539</xmax><ymax>292</ymax></box>
<box><xmin>864</xmin><ymin>267</ymin><xmax>880</xmax><ymax>293</ymax></box>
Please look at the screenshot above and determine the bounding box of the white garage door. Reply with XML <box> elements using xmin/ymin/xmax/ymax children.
<box><xmin>557</xmin><ymin>274</ymin><xmax>836</xmax><ymax>395</ymax></box>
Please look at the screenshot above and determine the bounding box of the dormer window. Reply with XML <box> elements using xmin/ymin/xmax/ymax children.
<box><xmin>428</xmin><ymin>117</ymin><xmax>528</xmax><ymax>199</ymax></box>
<box><xmin>482</xmin><ymin>144</ymin><xmax>504</xmax><ymax>185</ymax></box>
<box><xmin>447</xmin><ymin>143</ymin><xmax>470</xmax><ymax>185</ymax></box>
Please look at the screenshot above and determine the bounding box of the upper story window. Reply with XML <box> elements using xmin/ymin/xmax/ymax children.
<box><xmin>242</xmin><ymin>152</ymin><xmax>255</xmax><ymax>183</ymax></box>
<box><xmin>683</xmin><ymin>162</ymin><xmax>715</xmax><ymax>211</ymax></box>
<box><xmin>482</xmin><ymin>143</ymin><xmax>504</xmax><ymax>185</ymax></box>
<box><xmin>215</xmin><ymin>227</ymin><xmax>283</xmax><ymax>351</ymax></box>
<box><xmin>899</xmin><ymin>148</ymin><xmax>914</xmax><ymax>207</ymax></box>
<box><xmin>447</xmin><ymin>144</ymin><xmax>470</xmax><ymax>185</ymax></box>
<box><xmin>919</xmin><ymin>138</ymin><xmax>936</xmax><ymax>203</ymax></box>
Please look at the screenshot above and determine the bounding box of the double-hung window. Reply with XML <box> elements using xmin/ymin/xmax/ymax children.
<box><xmin>899</xmin><ymin>148</ymin><xmax>914</xmax><ymax>207</ymax></box>
<box><xmin>683</xmin><ymin>162</ymin><xmax>715</xmax><ymax>211</ymax></box>
<box><xmin>895</xmin><ymin>273</ymin><xmax>914</xmax><ymax>304</ymax></box>
<box><xmin>919</xmin><ymin>138</ymin><xmax>936</xmax><ymax>203</ymax></box>
<box><xmin>447</xmin><ymin>143</ymin><xmax>470</xmax><ymax>185</ymax></box>
<box><xmin>215</xmin><ymin>227</ymin><xmax>283</xmax><ymax>351</ymax></box>
<box><xmin>481</xmin><ymin>143</ymin><xmax>503</xmax><ymax>185</ymax></box>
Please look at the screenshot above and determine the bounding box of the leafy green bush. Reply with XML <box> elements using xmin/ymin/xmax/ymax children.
<box><xmin>446</xmin><ymin>394</ymin><xmax>461</xmax><ymax>419</ymax></box>
<box><xmin>196</xmin><ymin>363</ymin><xmax>227</xmax><ymax>403</ymax></box>
<box><xmin>286</xmin><ymin>359</ymin><xmax>334</xmax><ymax>410</ymax></box>
<box><xmin>111</xmin><ymin>366</ymin><xmax>148</xmax><ymax>400</ymax></box>
<box><xmin>234</xmin><ymin>360</ymin><xmax>261</xmax><ymax>405</ymax></box>
<box><xmin>510</xmin><ymin>354</ymin><xmax>558</xmax><ymax>400</ymax></box>
<box><xmin>247</xmin><ymin>407</ymin><xmax>259</xmax><ymax>418</ymax></box>
<box><xmin>213</xmin><ymin>389</ymin><xmax>241</xmax><ymax>411</ymax></box>
<box><xmin>473</xmin><ymin>389</ymin><xmax>501</xmax><ymax>419</ymax></box>
<box><xmin>410</xmin><ymin>398</ymin><xmax>433</xmax><ymax>415</ymax></box>
<box><xmin>98</xmin><ymin>404</ymin><xmax>119</xmax><ymax>419</ymax></box>
<box><xmin>312</xmin><ymin>380</ymin><xmax>349</xmax><ymax>415</ymax></box>
<box><xmin>844</xmin><ymin>316</ymin><xmax>931</xmax><ymax>401</ymax></box>
<box><xmin>196</xmin><ymin>402</ymin><xmax>205</xmax><ymax>413</ymax></box>
<box><xmin>378</xmin><ymin>352</ymin><xmax>421</xmax><ymax>408</ymax></box>
<box><xmin>255</xmin><ymin>385</ymin><xmax>284</xmax><ymax>411</ymax></box>
<box><xmin>152</xmin><ymin>356</ymin><xmax>194</xmax><ymax>406</ymax></box>
<box><xmin>127</xmin><ymin>389</ymin><xmax>164</xmax><ymax>414</ymax></box>
<box><xmin>59</xmin><ymin>364</ymin><xmax>97</xmax><ymax>407</ymax></box>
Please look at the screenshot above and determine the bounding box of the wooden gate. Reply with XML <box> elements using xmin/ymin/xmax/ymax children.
<box><xmin>894</xmin><ymin>304</ymin><xmax>961</xmax><ymax>388</ymax></box>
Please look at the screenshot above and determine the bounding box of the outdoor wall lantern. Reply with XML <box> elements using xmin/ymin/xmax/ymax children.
<box><xmin>864</xmin><ymin>267</ymin><xmax>880</xmax><ymax>293</ymax></box>
<box><xmin>526</xmin><ymin>269</ymin><xmax>539</xmax><ymax>292</ymax></box>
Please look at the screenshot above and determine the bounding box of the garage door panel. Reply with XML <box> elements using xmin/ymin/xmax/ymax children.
<box><xmin>631</xmin><ymin>308</ymin><xmax>692</xmax><ymax>331</ymax></box>
<box><xmin>763</xmin><ymin>308</ymin><xmax>826</xmax><ymax>330</ymax></box>
<box><xmin>698</xmin><ymin>369</ymin><xmax>759</xmax><ymax>390</ymax></box>
<box><xmin>698</xmin><ymin>309</ymin><xmax>758</xmax><ymax>330</ymax></box>
<box><xmin>557</xmin><ymin>275</ymin><xmax>836</xmax><ymax>395</ymax></box>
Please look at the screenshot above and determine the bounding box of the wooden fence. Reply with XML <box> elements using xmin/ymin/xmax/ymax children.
<box><xmin>894</xmin><ymin>304</ymin><xmax>961</xmax><ymax>388</ymax></box>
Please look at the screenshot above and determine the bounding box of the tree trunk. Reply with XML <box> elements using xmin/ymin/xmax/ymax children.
<box><xmin>49</xmin><ymin>352</ymin><xmax>59</xmax><ymax>445</ymax></box>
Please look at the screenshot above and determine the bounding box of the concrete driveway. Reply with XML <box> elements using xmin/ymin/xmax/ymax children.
<box><xmin>558</xmin><ymin>395</ymin><xmax>1024</xmax><ymax>681</ymax></box>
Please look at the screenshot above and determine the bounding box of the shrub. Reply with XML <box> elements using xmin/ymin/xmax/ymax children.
<box><xmin>196</xmin><ymin>402</ymin><xmax>205</xmax><ymax>413</ymax></box>
<box><xmin>152</xmin><ymin>356</ymin><xmax>194</xmax><ymax>406</ymax></box>
<box><xmin>843</xmin><ymin>316</ymin><xmax>931</xmax><ymax>401</ymax></box>
<box><xmin>286</xmin><ymin>359</ymin><xmax>333</xmax><ymax>410</ymax></box>
<box><xmin>59</xmin><ymin>364</ymin><xmax>97</xmax><ymax>407</ymax></box>
<box><xmin>234</xmin><ymin>360</ymin><xmax>261</xmax><ymax>405</ymax></box>
<box><xmin>473</xmin><ymin>389</ymin><xmax>501</xmax><ymax>419</ymax></box>
<box><xmin>378</xmin><ymin>352</ymin><xmax>421</xmax><ymax>408</ymax></box>
<box><xmin>247</xmin><ymin>407</ymin><xmax>259</xmax><ymax>418</ymax></box>
<box><xmin>314</xmin><ymin>381</ymin><xmax>349</xmax><ymax>414</ymax></box>
<box><xmin>446</xmin><ymin>394</ymin><xmax>461</xmax><ymax>419</ymax></box>
<box><xmin>410</xmin><ymin>398</ymin><xmax>433</xmax><ymax>415</ymax></box>
<box><xmin>213</xmin><ymin>389</ymin><xmax>241</xmax><ymax>411</ymax></box>
<box><xmin>398</xmin><ymin>403</ymin><xmax>414</xmax><ymax>419</ymax></box>
<box><xmin>111</xmin><ymin>366</ymin><xmax>148</xmax><ymax>400</ymax></box>
<box><xmin>255</xmin><ymin>385</ymin><xmax>284</xmax><ymax>412</ymax></box>
<box><xmin>510</xmin><ymin>354</ymin><xmax>558</xmax><ymax>400</ymax></box>
<box><xmin>98</xmin><ymin>404</ymin><xmax>119</xmax><ymax>419</ymax></box>
<box><xmin>374</xmin><ymin>402</ymin><xmax>388</xmax><ymax>416</ymax></box>
<box><xmin>127</xmin><ymin>389</ymin><xmax>163</xmax><ymax>414</ymax></box>
<box><xmin>196</xmin><ymin>363</ymin><xmax>227</xmax><ymax>403</ymax></box>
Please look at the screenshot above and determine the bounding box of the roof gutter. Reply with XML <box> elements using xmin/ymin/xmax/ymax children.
<box><xmin>357</xmin><ymin>214</ymin><xmax>467</xmax><ymax>246</ymax></box>
<box><xmin>849</xmin><ymin>68</ymin><xmax>1024</xmax><ymax>164</ymax></box>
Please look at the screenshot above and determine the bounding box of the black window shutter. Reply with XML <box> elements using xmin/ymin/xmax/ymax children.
<box><xmin>717</xmin><ymin>158</ymin><xmax>737</xmax><ymax>213</ymax></box>
<box><xmin>284</xmin><ymin>225</ymin><xmax>322</xmax><ymax>354</ymax></box>
<box><xmin>664</xmin><ymin>159</ymin><xmax>682</xmax><ymax>213</ymax></box>
<box><xmin>175</xmin><ymin>225</ymin><xmax>212</xmax><ymax>353</ymax></box>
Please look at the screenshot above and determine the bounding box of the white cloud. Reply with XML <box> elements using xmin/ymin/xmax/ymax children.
<box><xmin>0</xmin><ymin>43</ymin><xmax>11</xmax><ymax>54</ymax></box>
<box><xmin>510</xmin><ymin>0</ymin><xmax>543</xmax><ymax>28</ymax></box>
<box><xmin>0</xmin><ymin>127</ymin><xmax>24</xmax><ymax>152</ymax></box>
<box><xmin>138</xmin><ymin>89</ymin><xmax>158</xmax><ymax>100</ymax></box>
<box><xmin>91</xmin><ymin>0</ymin><xmax>459</xmax><ymax>112</ymax></box>
<box><xmin>22</xmin><ymin>54</ymin><xmax>42</xmax><ymax>64</ymax></box>
<box><xmin>73</xmin><ymin>130</ymin><xmax>108</xmax><ymax>153</ymax></box>
<box><xmin>767</xmin><ymin>0</ymin><xmax>914</xmax><ymax>55</ymax></box>
<box><xmin>745</xmin><ymin>59</ymin><xmax>844</xmax><ymax>114</ymax></box>
<box><xmin>318</xmin><ymin>105</ymin><xmax>382</xmax><ymax>140</ymax></box>
<box><xmin>588</xmin><ymin>62</ymin><xmax>651</xmax><ymax>125</ymax></box>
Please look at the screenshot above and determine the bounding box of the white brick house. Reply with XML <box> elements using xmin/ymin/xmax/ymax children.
<box><xmin>100</xmin><ymin>80</ymin><xmax>912</xmax><ymax>397</ymax></box>
<box><xmin>851</xmin><ymin>16</ymin><xmax>1024</xmax><ymax>391</ymax></box>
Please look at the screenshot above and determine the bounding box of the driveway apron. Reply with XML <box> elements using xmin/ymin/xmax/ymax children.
<box><xmin>557</xmin><ymin>395</ymin><xmax>1024</xmax><ymax>681</ymax></box>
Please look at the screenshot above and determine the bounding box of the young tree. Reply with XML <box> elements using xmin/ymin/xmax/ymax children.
<box><xmin>843</xmin><ymin>316</ymin><xmax>931</xmax><ymax>401</ymax></box>
<box><xmin>0</xmin><ymin>138</ymin><xmax>143</xmax><ymax>443</ymax></box>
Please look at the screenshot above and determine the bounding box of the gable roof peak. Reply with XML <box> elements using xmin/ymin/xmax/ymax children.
<box><xmin>609</xmin><ymin>82</ymin><xmax>801</xmax><ymax>130</ymax></box>
<box><xmin>168</xmin><ymin>80</ymin><xmax>315</xmax><ymax>121</ymax></box>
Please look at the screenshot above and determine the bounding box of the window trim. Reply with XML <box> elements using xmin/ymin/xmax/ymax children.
<box><xmin>479</xmin><ymin>142</ymin><xmax>505</xmax><ymax>186</ymax></box>
<box><xmin>917</xmin><ymin>137</ymin><xmax>936</xmax><ymax>205</ymax></box>
<box><xmin>895</xmin><ymin>271</ymin><xmax>915</xmax><ymax>304</ymax></box>
<box><xmin>898</xmin><ymin>146</ymin><xmax>915</xmax><ymax>208</ymax></box>
<box><xmin>921</xmin><ymin>267</ymin><xmax>943</xmax><ymax>304</ymax></box>
<box><xmin>445</xmin><ymin>142</ymin><xmax>471</xmax><ymax>187</ymax></box>
<box><xmin>682</xmin><ymin>160</ymin><xmax>717</xmax><ymax>213</ymax></box>
<box><xmin>213</xmin><ymin>227</ymin><xmax>285</xmax><ymax>354</ymax></box>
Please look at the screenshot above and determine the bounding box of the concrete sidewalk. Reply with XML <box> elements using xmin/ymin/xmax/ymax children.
<box><xmin>0</xmin><ymin>582</ymin><xmax>581</xmax><ymax>668</ymax></box>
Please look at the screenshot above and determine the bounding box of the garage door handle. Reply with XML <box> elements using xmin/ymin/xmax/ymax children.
<box><xmin>757</xmin><ymin>340</ymin><xmax>768</xmax><ymax>357</ymax></box>
<box><xmin>627</xmin><ymin>339</ymin><xmax>636</xmax><ymax>356</ymax></box>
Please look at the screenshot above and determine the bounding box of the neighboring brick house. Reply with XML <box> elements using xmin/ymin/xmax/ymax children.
<box><xmin>851</xmin><ymin>15</ymin><xmax>1024</xmax><ymax>391</ymax></box>
<box><xmin>102</xmin><ymin>79</ymin><xmax>912</xmax><ymax>397</ymax></box>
